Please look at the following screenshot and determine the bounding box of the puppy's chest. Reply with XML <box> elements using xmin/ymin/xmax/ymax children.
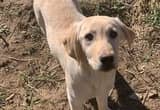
<box><xmin>82</xmin><ymin>72</ymin><xmax>115</xmax><ymax>91</ymax></box>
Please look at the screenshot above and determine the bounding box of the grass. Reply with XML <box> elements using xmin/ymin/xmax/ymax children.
<box><xmin>145</xmin><ymin>7</ymin><xmax>160</xmax><ymax>27</ymax></box>
<box><xmin>0</xmin><ymin>86</ymin><xmax>14</xmax><ymax>109</ymax></box>
<box><xmin>17</xmin><ymin>60</ymin><xmax>64</xmax><ymax>109</ymax></box>
<box><xmin>80</xmin><ymin>0</ymin><xmax>132</xmax><ymax>25</ymax></box>
<box><xmin>0</xmin><ymin>88</ymin><xmax>7</xmax><ymax>107</ymax></box>
<box><xmin>19</xmin><ymin>59</ymin><xmax>63</xmax><ymax>89</ymax></box>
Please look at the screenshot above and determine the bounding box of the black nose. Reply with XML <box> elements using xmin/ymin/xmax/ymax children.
<box><xmin>100</xmin><ymin>55</ymin><xmax>114</xmax><ymax>65</ymax></box>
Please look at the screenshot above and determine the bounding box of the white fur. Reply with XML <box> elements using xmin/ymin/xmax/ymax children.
<box><xmin>33</xmin><ymin>0</ymin><xmax>135</xmax><ymax>110</ymax></box>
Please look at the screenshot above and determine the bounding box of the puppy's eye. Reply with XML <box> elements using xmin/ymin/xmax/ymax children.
<box><xmin>85</xmin><ymin>33</ymin><xmax>94</xmax><ymax>41</ymax></box>
<box><xmin>109</xmin><ymin>30</ymin><xmax>117</xmax><ymax>39</ymax></box>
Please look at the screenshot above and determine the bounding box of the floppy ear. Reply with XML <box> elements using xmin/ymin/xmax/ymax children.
<box><xmin>115</xmin><ymin>17</ymin><xmax>136</xmax><ymax>47</ymax></box>
<box><xmin>63</xmin><ymin>22</ymin><xmax>87</xmax><ymax>64</ymax></box>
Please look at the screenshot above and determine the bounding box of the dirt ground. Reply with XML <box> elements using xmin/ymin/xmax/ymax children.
<box><xmin>0</xmin><ymin>0</ymin><xmax>159</xmax><ymax>110</ymax></box>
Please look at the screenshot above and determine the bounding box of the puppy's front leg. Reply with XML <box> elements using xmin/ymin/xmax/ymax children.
<box><xmin>67</xmin><ymin>89</ymin><xmax>83</xmax><ymax>110</ymax></box>
<box><xmin>96</xmin><ymin>93</ymin><xmax>111</xmax><ymax>110</ymax></box>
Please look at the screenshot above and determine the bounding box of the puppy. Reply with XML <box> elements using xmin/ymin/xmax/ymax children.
<box><xmin>33</xmin><ymin>0</ymin><xmax>135</xmax><ymax>110</ymax></box>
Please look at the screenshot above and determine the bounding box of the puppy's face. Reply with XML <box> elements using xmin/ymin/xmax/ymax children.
<box><xmin>75</xmin><ymin>16</ymin><xmax>135</xmax><ymax>71</ymax></box>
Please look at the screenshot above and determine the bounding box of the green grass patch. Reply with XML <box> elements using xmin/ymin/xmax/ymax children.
<box><xmin>145</xmin><ymin>7</ymin><xmax>160</xmax><ymax>27</ymax></box>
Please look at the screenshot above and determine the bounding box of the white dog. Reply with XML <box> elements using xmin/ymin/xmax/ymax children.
<box><xmin>33</xmin><ymin>0</ymin><xmax>135</xmax><ymax>110</ymax></box>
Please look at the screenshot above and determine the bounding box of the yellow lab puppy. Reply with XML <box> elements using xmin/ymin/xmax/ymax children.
<box><xmin>33</xmin><ymin>0</ymin><xmax>135</xmax><ymax>110</ymax></box>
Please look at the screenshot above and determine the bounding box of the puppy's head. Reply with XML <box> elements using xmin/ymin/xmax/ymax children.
<box><xmin>66</xmin><ymin>16</ymin><xmax>135</xmax><ymax>71</ymax></box>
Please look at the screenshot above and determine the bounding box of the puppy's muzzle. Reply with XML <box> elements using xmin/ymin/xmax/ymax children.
<box><xmin>100</xmin><ymin>55</ymin><xmax>115</xmax><ymax>71</ymax></box>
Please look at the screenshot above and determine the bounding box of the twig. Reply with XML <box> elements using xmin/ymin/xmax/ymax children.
<box><xmin>26</xmin><ymin>84</ymin><xmax>39</xmax><ymax>93</ymax></box>
<box><xmin>126</xmin><ymin>70</ymin><xmax>150</xmax><ymax>84</ymax></box>
<box><xmin>7</xmin><ymin>11</ymin><xmax>25</xmax><ymax>44</ymax></box>
<box><xmin>142</xmin><ymin>90</ymin><xmax>149</xmax><ymax>105</ymax></box>
<box><xmin>0</xmin><ymin>55</ymin><xmax>36</xmax><ymax>62</ymax></box>
<box><xmin>5</xmin><ymin>93</ymin><xmax>15</xmax><ymax>101</ymax></box>
<box><xmin>0</xmin><ymin>35</ymin><xmax>9</xmax><ymax>47</ymax></box>
<box><xmin>108</xmin><ymin>88</ymin><xmax>114</xmax><ymax>97</ymax></box>
<box><xmin>51</xmin><ymin>64</ymin><xmax>61</xmax><ymax>70</ymax></box>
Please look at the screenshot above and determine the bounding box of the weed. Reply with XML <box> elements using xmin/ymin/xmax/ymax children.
<box><xmin>0</xmin><ymin>87</ymin><xmax>13</xmax><ymax>107</ymax></box>
<box><xmin>80</xmin><ymin>0</ymin><xmax>131</xmax><ymax>24</ymax></box>
<box><xmin>145</xmin><ymin>7</ymin><xmax>160</xmax><ymax>27</ymax></box>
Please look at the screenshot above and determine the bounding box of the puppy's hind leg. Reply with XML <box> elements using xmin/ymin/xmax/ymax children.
<box><xmin>33</xmin><ymin>5</ymin><xmax>46</xmax><ymax>35</ymax></box>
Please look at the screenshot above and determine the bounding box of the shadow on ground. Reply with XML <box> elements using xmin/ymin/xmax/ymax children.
<box><xmin>86</xmin><ymin>71</ymin><xmax>149</xmax><ymax>110</ymax></box>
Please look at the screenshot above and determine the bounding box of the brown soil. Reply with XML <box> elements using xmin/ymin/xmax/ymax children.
<box><xmin>0</xmin><ymin>0</ymin><xmax>159</xmax><ymax>110</ymax></box>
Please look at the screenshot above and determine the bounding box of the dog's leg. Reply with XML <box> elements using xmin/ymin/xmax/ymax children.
<box><xmin>67</xmin><ymin>89</ymin><xmax>83</xmax><ymax>110</ymax></box>
<box><xmin>33</xmin><ymin>5</ymin><xmax>46</xmax><ymax>35</ymax></box>
<box><xmin>96</xmin><ymin>94</ymin><xmax>108</xmax><ymax>110</ymax></box>
<box><xmin>68</xmin><ymin>101</ymin><xmax>83</xmax><ymax>110</ymax></box>
<box><xmin>96</xmin><ymin>92</ymin><xmax>111</xmax><ymax>110</ymax></box>
<box><xmin>96</xmin><ymin>71</ymin><xmax>116</xmax><ymax>110</ymax></box>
